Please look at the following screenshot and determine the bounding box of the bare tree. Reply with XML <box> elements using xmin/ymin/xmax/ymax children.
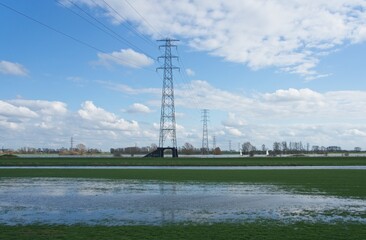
<box><xmin>76</xmin><ymin>143</ymin><xmax>86</xmax><ymax>154</ymax></box>
<box><xmin>242</xmin><ymin>142</ymin><xmax>254</xmax><ymax>154</ymax></box>
<box><xmin>182</xmin><ymin>142</ymin><xmax>195</xmax><ymax>155</ymax></box>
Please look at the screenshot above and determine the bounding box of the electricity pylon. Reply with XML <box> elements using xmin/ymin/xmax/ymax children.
<box><xmin>157</xmin><ymin>38</ymin><xmax>179</xmax><ymax>149</ymax></box>
<box><xmin>201</xmin><ymin>109</ymin><xmax>209</xmax><ymax>155</ymax></box>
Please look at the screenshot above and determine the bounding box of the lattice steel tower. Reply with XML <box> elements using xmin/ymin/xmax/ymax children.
<box><xmin>201</xmin><ymin>109</ymin><xmax>209</xmax><ymax>155</ymax></box>
<box><xmin>157</xmin><ymin>39</ymin><xmax>179</xmax><ymax>149</ymax></box>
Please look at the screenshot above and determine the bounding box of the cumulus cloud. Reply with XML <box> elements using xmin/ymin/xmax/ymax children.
<box><xmin>225</xmin><ymin>127</ymin><xmax>243</xmax><ymax>137</ymax></box>
<box><xmin>174</xmin><ymin>81</ymin><xmax>366</xmax><ymax>124</ymax></box>
<box><xmin>78</xmin><ymin>101</ymin><xmax>139</xmax><ymax>131</ymax></box>
<box><xmin>72</xmin><ymin>0</ymin><xmax>366</xmax><ymax>79</ymax></box>
<box><xmin>262</xmin><ymin>88</ymin><xmax>324</xmax><ymax>102</ymax></box>
<box><xmin>0</xmin><ymin>60</ymin><xmax>28</xmax><ymax>76</ymax></box>
<box><xmin>222</xmin><ymin>112</ymin><xmax>246</xmax><ymax>128</ymax></box>
<box><xmin>126</xmin><ymin>103</ymin><xmax>152</xmax><ymax>113</ymax></box>
<box><xmin>0</xmin><ymin>99</ymin><xmax>151</xmax><ymax>150</ymax></box>
<box><xmin>343</xmin><ymin>129</ymin><xmax>366</xmax><ymax>137</ymax></box>
<box><xmin>2</xmin><ymin>82</ymin><xmax>366</xmax><ymax>150</ymax></box>
<box><xmin>97</xmin><ymin>48</ymin><xmax>154</xmax><ymax>68</ymax></box>
<box><xmin>8</xmin><ymin>99</ymin><xmax>68</xmax><ymax>115</ymax></box>
<box><xmin>0</xmin><ymin>100</ymin><xmax>69</xmax><ymax>133</ymax></box>
<box><xmin>0</xmin><ymin>101</ymin><xmax>38</xmax><ymax>119</ymax></box>
<box><xmin>100</xmin><ymin>78</ymin><xmax>366</xmax><ymax>148</ymax></box>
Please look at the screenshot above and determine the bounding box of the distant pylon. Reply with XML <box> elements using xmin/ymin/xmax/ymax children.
<box><xmin>201</xmin><ymin>109</ymin><xmax>209</xmax><ymax>155</ymax></box>
<box><xmin>157</xmin><ymin>38</ymin><xmax>179</xmax><ymax>149</ymax></box>
<box><xmin>70</xmin><ymin>136</ymin><xmax>74</xmax><ymax>151</ymax></box>
<box><xmin>212</xmin><ymin>135</ymin><xmax>216</xmax><ymax>153</ymax></box>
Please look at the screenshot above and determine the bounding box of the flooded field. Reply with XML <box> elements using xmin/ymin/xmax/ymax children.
<box><xmin>1</xmin><ymin>178</ymin><xmax>365</xmax><ymax>225</ymax></box>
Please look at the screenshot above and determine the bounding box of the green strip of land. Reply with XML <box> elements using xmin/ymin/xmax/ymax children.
<box><xmin>1</xmin><ymin>169</ymin><xmax>365</xmax><ymax>198</ymax></box>
<box><xmin>1</xmin><ymin>156</ymin><xmax>366</xmax><ymax>166</ymax></box>
<box><xmin>1</xmin><ymin>222</ymin><xmax>365</xmax><ymax>240</ymax></box>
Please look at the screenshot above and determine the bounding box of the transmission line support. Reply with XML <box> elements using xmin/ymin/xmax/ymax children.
<box><xmin>145</xmin><ymin>38</ymin><xmax>179</xmax><ymax>158</ymax></box>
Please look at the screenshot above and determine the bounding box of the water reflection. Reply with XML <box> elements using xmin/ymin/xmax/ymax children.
<box><xmin>0</xmin><ymin>178</ymin><xmax>365</xmax><ymax>225</ymax></box>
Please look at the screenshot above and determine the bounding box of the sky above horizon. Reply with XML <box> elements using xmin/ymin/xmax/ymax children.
<box><xmin>1</xmin><ymin>0</ymin><xmax>366</xmax><ymax>151</ymax></box>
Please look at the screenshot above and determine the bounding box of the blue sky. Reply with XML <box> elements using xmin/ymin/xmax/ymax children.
<box><xmin>1</xmin><ymin>0</ymin><xmax>366</xmax><ymax>151</ymax></box>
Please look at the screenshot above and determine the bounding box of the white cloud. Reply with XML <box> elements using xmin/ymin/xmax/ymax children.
<box><xmin>78</xmin><ymin>101</ymin><xmax>139</xmax><ymax>131</ymax></box>
<box><xmin>343</xmin><ymin>129</ymin><xmax>366</xmax><ymax>137</ymax></box>
<box><xmin>225</xmin><ymin>127</ymin><xmax>243</xmax><ymax>137</ymax></box>
<box><xmin>0</xmin><ymin>60</ymin><xmax>28</xmax><ymax>76</ymax></box>
<box><xmin>2</xmin><ymin>81</ymin><xmax>366</xmax><ymax>150</ymax></box>
<box><xmin>0</xmin><ymin>99</ymin><xmax>153</xmax><ymax>150</ymax></box>
<box><xmin>73</xmin><ymin>0</ymin><xmax>366</xmax><ymax>79</ymax></box>
<box><xmin>185</xmin><ymin>68</ymin><xmax>195</xmax><ymax>76</ymax></box>
<box><xmin>0</xmin><ymin>101</ymin><xmax>38</xmax><ymax>119</ymax></box>
<box><xmin>126</xmin><ymin>103</ymin><xmax>152</xmax><ymax>113</ymax></box>
<box><xmin>97</xmin><ymin>80</ymin><xmax>160</xmax><ymax>95</ymax></box>
<box><xmin>262</xmin><ymin>88</ymin><xmax>324</xmax><ymax>102</ymax></box>
<box><xmin>174</xmin><ymin>81</ymin><xmax>366</xmax><ymax>124</ymax></box>
<box><xmin>222</xmin><ymin>112</ymin><xmax>246</xmax><ymax>128</ymax></box>
<box><xmin>8</xmin><ymin>100</ymin><xmax>68</xmax><ymax>116</ymax></box>
<box><xmin>97</xmin><ymin>48</ymin><xmax>154</xmax><ymax>68</ymax></box>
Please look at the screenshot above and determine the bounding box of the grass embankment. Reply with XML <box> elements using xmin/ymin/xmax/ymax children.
<box><xmin>1</xmin><ymin>169</ymin><xmax>365</xmax><ymax>198</ymax></box>
<box><xmin>1</xmin><ymin>222</ymin><xmax>365</xmax><ymax>240</ymax></box>
<box><xmin>1</xmin><ymin>156</ymin><xmax>366</xmax><ymax>166</ymax></box>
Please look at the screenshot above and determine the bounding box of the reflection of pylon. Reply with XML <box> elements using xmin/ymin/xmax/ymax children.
<box><xmin>201</xmin><ymin>109</ymin><xmax>209</xmax><ymax>154</ymax></box>
<box><xmin>157</xmin><ymin>38</ymin><xmax>179</xmax><ymax>149</ymax></box>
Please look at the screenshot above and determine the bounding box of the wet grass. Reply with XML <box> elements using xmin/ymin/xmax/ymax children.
<box><xmin>0</xmin><ymin>169</ymin><xmax>365</xmax><ymax>198</ymax></box>
<box><xmin>1</xmin><ymin>156</ymin><xmax>366</xmax><ymax>166</ymax></box>
<box><xmin>1</xmin><ymin>221</ymin><xmax>365</xmax><ymax>240</ymax></box>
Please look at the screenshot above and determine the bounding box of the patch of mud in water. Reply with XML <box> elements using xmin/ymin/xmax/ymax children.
<box><xmin>0</xmin><ymin>178</ymin><xmax>365</xmax><ymax>225</ymax></box>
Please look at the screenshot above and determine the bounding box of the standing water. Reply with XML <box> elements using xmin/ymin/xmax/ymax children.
<box><xmin>0</xmin><ymin>178</ymin><xmax>365</xmax><ymax>225</ymax></box>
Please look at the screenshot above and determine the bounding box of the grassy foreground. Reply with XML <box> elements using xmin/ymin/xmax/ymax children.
<box><xmin>1</xmin><ymin>169</ymin><xmax>365</xmax><ymax>198</ymax></box>
<box><xmin>1</xmin><ymin>156</ymin><xmax>366</xmax><ymax>166</ymax></box>
<box><xmin>1</xmin><ymin>222</ymin><xmax>365</xmax><ymax>240</ymax></box>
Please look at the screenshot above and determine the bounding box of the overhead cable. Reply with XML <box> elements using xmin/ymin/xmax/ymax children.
<box><xmin>0</xmin><ymin>2</ymin><xmax>155</xmax><ymax>71</ymax></box>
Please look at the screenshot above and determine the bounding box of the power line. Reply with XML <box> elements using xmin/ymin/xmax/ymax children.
<box><xmin>58</xmin><ymin>1</ymin><xmax>125</xmax><ymax>45</ymax></box>
<box><xmin>0</xmin><ymin>2</ymin><xmax>155</xmax><ymax>71</ymax></box>
<box><xmin>97</xmin><ymin>0</ymin><xmax>158</xmax><ymax>48</ymax></box>
<box><xmin>175</xmin><ymin>48</ymin><xmax>202</xmax><ymax>109</ymax></box>
<box><xmin>124</xmin><ymin>0</ymin><xmax>164</xmax><ymax>39</ymax></box>
<box><xmin>61</xmin><ymin>0</ymin><xmax>155</xmax><ymax>60</ymax></box>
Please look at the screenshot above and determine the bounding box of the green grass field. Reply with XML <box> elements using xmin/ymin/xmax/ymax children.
<box><xmin>1</xmin><ymin>169</ymin><xmax>365</xmax><ymax>198</ymax></box>
<box><xmin>1</xmin><ymin>222</ymin><xmax>365</xmax><ymax>240</ymax></box>
<box><xmin>1</xmin><ymin>156</ymin><xmax>366</xmax><ymax>166</ymax></box>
